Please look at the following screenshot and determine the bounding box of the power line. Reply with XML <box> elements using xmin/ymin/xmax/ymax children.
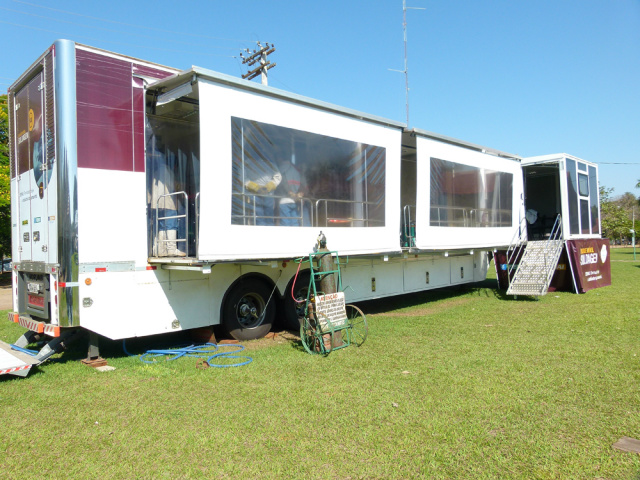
<box><xmin>12</xmin><ymin>0</ymin><xmax>253</xmax><ymax>43</ymax></box>
<box><xmin>0</xmin><ymin>6</ymin><xmax>238</xmax><ymax>50</ymax></box>
<box><xmin>0</xmin><ymin>20</ymin><xmax>236</xmax><ymax>58</ymax></box>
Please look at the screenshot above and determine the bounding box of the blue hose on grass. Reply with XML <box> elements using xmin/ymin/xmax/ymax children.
<box><xmin>122</xmin><ymin>341</ymin><xmax>252</xmax><ymax>368</ymax></box>
<box><xmin>11</xmin><ymin>344</ymin><xmax>38</xmax><ymax>356</ymax></box>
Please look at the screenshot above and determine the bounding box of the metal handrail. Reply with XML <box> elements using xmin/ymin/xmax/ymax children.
<box><xmin>195</xmin><ymin>192</ymin><xmax>200</xmax><ymax>258</ymax></box>
<box><xmin>543</xmin><ymin>214</ymin><xmax>564</xmax><ymax>281</ymax></box>
<box><xmin>430</xmin><ymin>205</ymin><xmax>512</xmax><ymax>227</ymax></box>
<box><xmin>402</xmin><ymin>204</ymin><xmax>416</xmax><ymax>247</ymax></box>
<box><xmin>315</xmin><ymin>198</ymin><xmax>381</xmax><ymax>227</ymax></box>
<box><xmin>506</xmin><ymin>215</ymin><xmax>528</xmax><ymax>281</ymax></box>
<box><xmin>155</xmin><ymin>191</ymin><xmax>188</xmax><ymax>256</ymax></box>
<box><xmin>232</xmin><ymin>193</ymin><xmax>313</xmax><ymax>226</ymax></box>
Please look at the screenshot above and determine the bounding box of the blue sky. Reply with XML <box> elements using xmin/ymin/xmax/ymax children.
<box><xmin>1</xmin><ymin>0</ymin><xmax>638</xmax><ymax>197</ymax></box>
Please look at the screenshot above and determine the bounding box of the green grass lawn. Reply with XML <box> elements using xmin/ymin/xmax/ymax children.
<box><xmin>1</xmin><ymin>248</ymin><xmax>639</xmax><ymax>479</ymax></box>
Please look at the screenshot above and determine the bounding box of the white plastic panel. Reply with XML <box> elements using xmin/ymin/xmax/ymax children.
<box><xmin>77</xmin><ymin>169</ymin><xmax>148</xmax><ymax>265</ymax></box>
<box><xmin>197</xmin><ymin>79</ymin><xmax>402</xmax><ymax>260</ymax></box>
<box><xmin>415</xmin><ymin>137</ymin><xmax>524</xmax><ymax>250</ymax></box>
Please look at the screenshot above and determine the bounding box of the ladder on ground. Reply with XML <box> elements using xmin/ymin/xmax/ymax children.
<box><xmin>506</xmin><ymin>215</ymin><xmax>564</xmax><ymax>296</ymax></box>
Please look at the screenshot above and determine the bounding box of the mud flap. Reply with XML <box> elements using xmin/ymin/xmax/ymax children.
<box><xmin>0</xmin><ymin>341</ymin><xmax>41</xmax><ymax>377</ymax></box>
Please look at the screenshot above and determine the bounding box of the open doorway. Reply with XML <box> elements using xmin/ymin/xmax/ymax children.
<box><xmin>145</xmin><ymin>86</ymin><xmax>200</xmax><ymax>258</ymax></box>
<box><xmin>523</xmin><ymin>163</ymin><xmax>561</xmax><ymax>240</ymax></box>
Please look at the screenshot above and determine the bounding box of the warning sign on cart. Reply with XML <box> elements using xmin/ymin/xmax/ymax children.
<box><xmin>315</xmin><ymin>292</ymin><xmax>348</xmax><ymax>331</ymax></box>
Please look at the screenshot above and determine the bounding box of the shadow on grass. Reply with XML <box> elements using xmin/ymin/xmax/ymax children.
<box><xmin>350</xmin><ymin>279</ymin><xmax>537</xmax><ymax>315</ymax></box>
<box><xmin>2</xmin><ymin>279</ymin><xmax>542</xmax><ymax>378</ymax></box>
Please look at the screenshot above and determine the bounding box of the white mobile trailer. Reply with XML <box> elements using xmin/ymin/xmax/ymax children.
<box><xmin>3</xmin><ymin>40</ymin><xmax>525</xmax><ymax>373</ymax></box>
<box><xmin>521</xmin><ymin>153</ymin><xmax>601</xmax><ymax>240</ymax></box>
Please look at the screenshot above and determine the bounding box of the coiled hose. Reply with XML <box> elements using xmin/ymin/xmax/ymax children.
<box><xmin>123</xmin><ymin>341</ymin><xmax>252</xmax><ymax>368</ymax></box>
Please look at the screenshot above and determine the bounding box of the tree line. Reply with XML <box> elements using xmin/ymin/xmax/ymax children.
<box><xmin>0</xmin><ymin>94</ymin><xmax>10</xmax><ymax>259</ymax></box>
<box><xmin>600</xmin><ymin>185</ymin><xmax>639</xmax><ymax>245</ymax></box>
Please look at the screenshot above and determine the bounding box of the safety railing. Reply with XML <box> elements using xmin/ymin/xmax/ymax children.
<box><xmin>195</xmin><ymin>192</ymin><xmax>200</xmax><ymax>258</ymax></box>
<box><xmin>155</xmin><ymin>191</ymin><xmax>188</xmax><ymax>257</ymax></box>
<box><xmin>430</xmin><ymin>205</ymin><xmax>512</xmax><ymax>228</ymax></box>
<box><xmin>506</xmin><ymin>215</ymin><xmax>528</xmax><ymax>281</ymax></box>
<box><xmin>402</xmin><ymin>204</ymin><xmax>416</xmax><ymax>247</ymax></box>
<box><xmin>315</xmin><ymin>198</ymin><xmax>382</xmax><ymax>228</ymax></box>
<box><xmin>231</xmin><ymin>193</ymin><xmax>313</xmax><ymax>226</ymax></box>
<box><xmin>542</xmin><ymin>214</ymin><xmax>564</xmax><ymax>280</ymax></box>
<box><xmin>231</xmin><ymin>193</ymin><xmax>383</xmax><ymax>228</ymax></box>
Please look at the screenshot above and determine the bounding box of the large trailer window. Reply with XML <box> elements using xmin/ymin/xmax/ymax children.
<box><xmin>231</xmin><ymin>117</ymin><xmax>386</xmax><ymax>227</ymax></box>
<box><xmin>429</xmin><ymin>158</ymin><xmax>512</xmax><ymax>227</ymax></box>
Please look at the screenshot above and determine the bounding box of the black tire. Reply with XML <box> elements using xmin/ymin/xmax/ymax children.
<box><xmin>222</xmin><ymin>278</ymin><xmax>275</xmax><ymax>341</ymax></box>
<box><xmin>283</xmin><ymin>270</ymin><xmax>312</xmax><ymax>330</ymax></box>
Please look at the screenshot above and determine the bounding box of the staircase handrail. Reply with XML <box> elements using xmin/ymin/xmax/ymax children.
<box><xmin>543</xmin><ymin>214</ymin><xmax>564</xmax><ymax>282</ymax></box>
<box><xmin>506</xmin><ymin>215</ymin><xmax>528</xmax><ymax>280</ymax></box>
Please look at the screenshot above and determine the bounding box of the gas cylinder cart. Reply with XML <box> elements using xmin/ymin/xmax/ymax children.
<box><xmin>295</xmin><ymin>251</ymin><xmax>368</xmax><ymax>355</ymax></box>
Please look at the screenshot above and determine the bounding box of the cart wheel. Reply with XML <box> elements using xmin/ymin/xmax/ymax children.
<box><xmin>345</xmin><ymin>304</ymin><xmax>368</xmax><ymax>346</ymax></box>
<box><xmin>300</xmin><ymin>314</ymin><xmax>332</xmax><ymax>356</ymax></box>
<box><xmin>222</xmin><ymin>279</ymin><xmax>275</xmax><ymax>341</ymax></box>
<box><xmin>284</xmin><ymin>271</ymin><xmax>311</xmax><ymax>330</ymax></box>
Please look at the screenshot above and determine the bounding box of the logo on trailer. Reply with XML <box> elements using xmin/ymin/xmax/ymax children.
<box><xmin>600</xmin><ymin>244</ymin><xmax>608</xmax><ymax>263</ymax></box>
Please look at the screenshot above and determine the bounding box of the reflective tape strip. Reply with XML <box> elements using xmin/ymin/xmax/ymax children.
<box><xmin>43</xmin><ymin>324</ymin><xmax>61</xmax><ymax>337</ymax></box>
<box><xmin>0</xmin><ymin>365</ymin><xmax>31</xmax><ymax>376</ymax></box>
<box><xmin>17</xmin><ymin>316</ymin><xmax>45</xmax><ymax>334</ymax></box>
<box><xmin>14</xmin><ymin>316</ymin><xmax>60</xmax><ymax>337</ymax></box>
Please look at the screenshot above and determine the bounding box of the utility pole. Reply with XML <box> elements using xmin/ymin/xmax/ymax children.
<box><xmin>240</xmin><ymin>42</ymin><xmax>276</xmax><ymax>86</ymax></box>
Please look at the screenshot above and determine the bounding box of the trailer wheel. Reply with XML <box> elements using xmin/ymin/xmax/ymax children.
<box><xmin>283</xmin><ymin>271</ymin><xmax>311</xmax><ymax>330</ymax></box>
<box><xmin>223</xmin><ymin>279</ymin><xmax>275</xmax><ymax>341</ymax></box>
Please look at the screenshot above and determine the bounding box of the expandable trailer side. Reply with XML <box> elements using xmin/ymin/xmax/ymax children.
<box><xmin>3</xmin><ymin>40</ymin><xmax>530</xmax><ymax>374</ymax></box>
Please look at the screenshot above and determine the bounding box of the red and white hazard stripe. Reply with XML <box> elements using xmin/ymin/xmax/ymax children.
<box><xmin>7</xmin><ymin>313</ymin><xmax>61</xmax><ymax>337</ymax></box>
<box><xmin>0</xmin><ymin>365</ymin><xmax>31</xmax><ymax>376</ymax></box>
<box><xmin>17</xmin><ymin>317</ymin><xmax>44</xmax><ymax>334</ymax></box>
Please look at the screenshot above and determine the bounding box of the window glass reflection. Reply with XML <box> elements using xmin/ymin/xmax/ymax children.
<box><xmin>231</xmin><ymin>117</ymin><xmax>386</xmax><ymax>227</ymax></box>
<box><xmin>430</xmin><ymin>158</ymin><xmax>512</xmax><ymax>227</ymax></box>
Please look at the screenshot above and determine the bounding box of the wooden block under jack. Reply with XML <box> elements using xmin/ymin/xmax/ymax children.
<box><xmin>191</xmin><ymin>327</ymin><xmax>217</xmax><ymax>344</ymax></box>
<box><xmin>81</xmin><ymin>357</ymin><xmax>108</xmax><ymax>368</ymax></box>
<box><xmin>612</xmin><ymin>436</ymin><xmax>640</xmax><ymax>454</ymax></box>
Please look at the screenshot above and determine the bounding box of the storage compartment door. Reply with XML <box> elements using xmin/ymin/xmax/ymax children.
<box><xmin>14</xmin><ymin>71</ymin><xmax>55</xmax><ymax>264</ymax></box>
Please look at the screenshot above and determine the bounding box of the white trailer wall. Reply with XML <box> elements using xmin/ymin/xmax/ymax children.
<box><xmin>197</xmin><ymin>78</ymin><xmax>403</xmax><ymax>260</ymax></box>
<box><xmin>415</xmin><ymin>136</ymin><xmax>524</xmax><ymax>250</ymax></box>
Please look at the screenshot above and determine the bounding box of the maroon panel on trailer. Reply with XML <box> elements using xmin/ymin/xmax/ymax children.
<box><xmin>566</xmin><ymin>238</ymin><xmax>611</xmax><ymax>293</ymax></box>
<box><xmin>76</xmin><ymin>49</ymin><xmax>174</xmax><ymax>172</ymax></box>
<box><xmin>76</xmin><ymin>49</ymin><xmax>134</xmax><ymax>171</ymax></box>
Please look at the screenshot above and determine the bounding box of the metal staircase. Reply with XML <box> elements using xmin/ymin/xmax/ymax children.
<box><xmin>506</xmin><ymin>215</ymin><xmax>564</xmax><ymax>296</ymax></box>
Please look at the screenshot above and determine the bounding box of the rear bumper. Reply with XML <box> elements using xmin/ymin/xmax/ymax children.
<box><xmin>7</xmin><ymin>312</ymin><xmax>61</xmax><ymax>337</ymax></box>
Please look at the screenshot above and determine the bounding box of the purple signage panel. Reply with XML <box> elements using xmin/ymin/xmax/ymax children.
<box><xmin>566</xmin><ymin>239</ymin><xmax>612</xmax><ymax>293</ymax></box>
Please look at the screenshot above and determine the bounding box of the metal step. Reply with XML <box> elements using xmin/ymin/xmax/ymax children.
<box><xmin>507</xmin><ymin>239</ymin><xmax>564</xmax><ymax>296</ymax></box>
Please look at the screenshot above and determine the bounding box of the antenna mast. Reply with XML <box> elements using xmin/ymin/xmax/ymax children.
<box><xmin>403</xmin><ymin>0</ymin><xmax>409</xmax><ymax>126</ymax></box>
<box><xmin>391</xmin><ymin>1</ymin><xmax>424</xmax><ymax>127</ymax></box>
